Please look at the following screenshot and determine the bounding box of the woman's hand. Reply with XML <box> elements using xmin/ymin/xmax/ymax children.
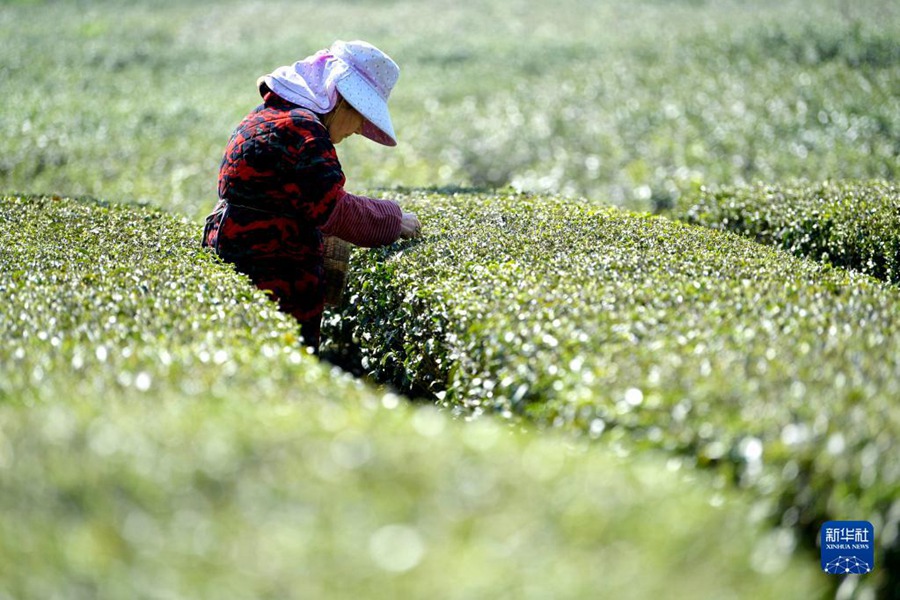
<box><xmin>400</xmin><ymin>211</ymin><xmax>422</xmax><ymax>239</ymax></box>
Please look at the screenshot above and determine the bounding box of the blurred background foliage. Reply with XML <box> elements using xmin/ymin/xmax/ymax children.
<box><xmin>1</xmin><ymin>0</ymin><xmax>897</xmax><ymax>218</ymax></box>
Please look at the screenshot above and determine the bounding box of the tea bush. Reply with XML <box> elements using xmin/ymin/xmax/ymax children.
<box><xmin>323</xmin><ymin>189</ymin><xmax>900</xmax><ymax>598</ymax></box>
<box><xmin>0</xmin><ymin>194</ymin><xmax>308</xmax><ymax>406</ymax></box>
<box><xmin>0</xmin><ymin>194</ymin><xmax>826</xmax><ymax>598</ymax></box>
<box><xmin>1</xmin><ymin>0</ymin><xmax>898</xmax><ymax>216</ymax></box>
<box><xmin>673</xmin><ymin>180</ymin><xmax>900</xmax><ymax>284</ymax></box>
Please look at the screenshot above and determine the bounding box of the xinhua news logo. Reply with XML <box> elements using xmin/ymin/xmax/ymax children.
<box><xmin>820</xmin><ymin>521</ymin><xmax>875</xmax><ymax>575</ymax></box>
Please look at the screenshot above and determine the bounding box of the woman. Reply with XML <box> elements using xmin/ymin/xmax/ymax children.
<box><xmin>202</xmin><ymin>40</ymin><xmax>421</xmax><ymax>351</ymax></box>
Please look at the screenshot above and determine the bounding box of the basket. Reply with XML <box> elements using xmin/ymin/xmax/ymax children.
<box><xmin>323</xmin><ymin>235</ymin><xmax>351</xmax><ymax>307</ymax></box>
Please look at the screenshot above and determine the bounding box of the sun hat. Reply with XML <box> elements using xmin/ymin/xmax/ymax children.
<box><xmin>259</xmin><ymin>40</ymin><xmax>400</xmax><ymax>146</ymax></box>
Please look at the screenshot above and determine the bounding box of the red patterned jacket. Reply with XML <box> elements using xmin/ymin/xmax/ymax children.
<box><xmin>202</xmin><ymin>93</ymin><xmax>401</xmax><ymax>345</ymax></box>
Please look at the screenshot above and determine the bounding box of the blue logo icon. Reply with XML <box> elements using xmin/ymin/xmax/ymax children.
<box><xmin>820</xmin><ymin>521</ymin><xmax>874</xmax><ymax>575</ymax></box>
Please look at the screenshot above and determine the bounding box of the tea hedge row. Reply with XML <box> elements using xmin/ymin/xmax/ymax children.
<box><xmin>2</xmin><ymin>398</ymin><xmax>828</xmax><ymax>600</ymax></box>
<box><xmin>3</xmin><ymin>1</ymin><xmax>899</xmax><ymax>217</ymax></box>
<box><xmin>324</xmin><ymin>189</ymin><xmax>900</xmax><ymax>597</ymax></box>
<box><xmin>0</xmin><ymin>194</ymin><xmax>824</xmax><ymax>598</ymax></box>
<box><xmin>673</xmin><ymin>179</ymin><xmax>900</xmax><ymax>284</ymax></box>
<box><xmin>0</xmin><ymin>193</ymin><xmax>313</xmax><ymax>406</ymax></box>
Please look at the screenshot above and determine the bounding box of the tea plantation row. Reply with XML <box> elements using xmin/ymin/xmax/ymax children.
<box><xmin>2</xmin><ymin>0</ymin><xmax>898</xmax><ymax>216</ymax></box>
<box><xmin>0</xmin><ymin>194</ymin><xmax>825</xmax><ymax>599</ymax></box>
<box><xmin>673</xmin><ymin>179</ymin><xmax>900</xmax><ymax>284</ymax></box>
<box><xmin>323</xmin><ymin>189</ymin><xmax>900</xmax><ymax>598</ymax></box>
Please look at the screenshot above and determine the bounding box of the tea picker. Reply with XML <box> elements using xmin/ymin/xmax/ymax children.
<box><xmin>202</xmin><ymin>40</ymin><xmax>421</xmax><ymax>352</ymax></box>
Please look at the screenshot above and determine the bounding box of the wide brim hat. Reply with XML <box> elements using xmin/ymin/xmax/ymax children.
<box><xmin>259</xmin><ymin>40</ymin><xmax>400</xmax><ymax>147</ymax></box>
<box><xmin>331</xmin><ymin>40</ymin><xmax>399</xmax><ymax>147</ymax></box>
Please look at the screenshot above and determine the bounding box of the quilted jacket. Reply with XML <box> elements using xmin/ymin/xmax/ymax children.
<box><xmin>202</xmin><ymin>92</ymin><xmax>401</xmax><ymax>347</ymax></box>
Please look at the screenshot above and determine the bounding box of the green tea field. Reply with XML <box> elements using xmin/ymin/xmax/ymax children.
<box><xmin>2</xmin><ymin>0</ymin><xmax>899</xmax><ymax>598</ymax></box>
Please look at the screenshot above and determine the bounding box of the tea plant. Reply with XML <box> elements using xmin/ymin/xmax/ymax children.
<box><xmin>0</xmin><ymin>193</ymin><xmax>825</xmax><ymax>599</ymax></box>
<box><xmin>673</xmin><ymin>179</ymin><xmax>900</xmax><ymax>284</ymax></box>
<box><xmin>1</xmin><ymin>0</ymin><xmax>897</xmax><ymax>216</ymax></box>
<box><xmin>324</xmin><ymin>188</ymin><xmax>900</xmax><ymax>598</ymax></box>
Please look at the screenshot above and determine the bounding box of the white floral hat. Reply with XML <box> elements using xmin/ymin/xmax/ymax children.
<box><xmin>261</xmin><ymin>40</ymin><xmax>400</xmax><ymax>146</ymax></box>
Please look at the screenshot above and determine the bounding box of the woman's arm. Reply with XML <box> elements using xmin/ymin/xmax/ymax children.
<box><xmin>320</xmin><ymin>189</ymin><xmax>405</xmax><ymax>247</ymax></box>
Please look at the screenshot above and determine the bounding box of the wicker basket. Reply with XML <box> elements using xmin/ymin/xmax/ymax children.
<box><xmin>323</xmin><ymin>235</ymin><xmax>351</xmax><ymax>307</ymax></box>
